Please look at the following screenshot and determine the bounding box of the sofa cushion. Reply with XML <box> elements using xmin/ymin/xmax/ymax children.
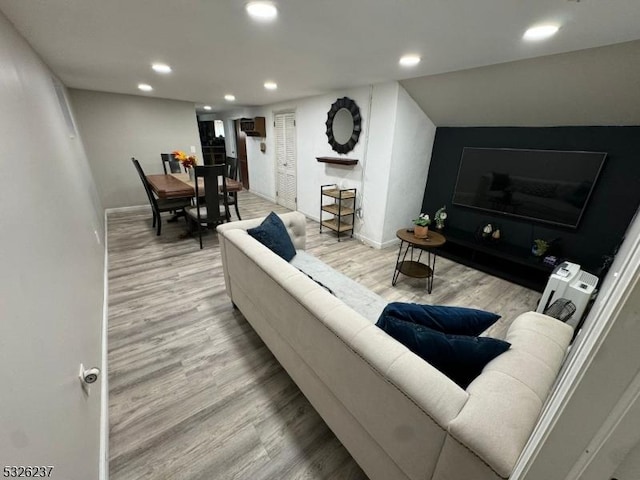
<box><xmin>247</xmin><ymin>211</ymin><xmax>296</xmax><ymax>261</ymax></box>
<box><xmin>376</xmin><ymin>316</ymin><xmax>511</xmax><ymax>388</ymax></box>
<box><xmin>380</xmin><ymin>302</ymin><xmax>501</xmax><ymax>336</ymax></box>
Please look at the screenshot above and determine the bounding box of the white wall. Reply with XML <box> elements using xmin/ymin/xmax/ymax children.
<box><xmin>382</xmin><ymin>86</ymin><xmax>437</xmax><ymax>246</ymax></box>
<box><xmin>218</xmin><ymin>82</ymin><xmax>430</xmax><ymax>247</ymax></box>
<box><xmin>69</xmin><ymin>89</ymin><xmax>203</xmax><ymax>208</ymax></box>
<box><xmin>219</xmin><ymin>90</ymin><xmax>370</xmax><ymax>206</ymax></box>
<box><xmin>357</xmin><ymin>82</ymin><xmax>397</xmax><ymax>246</ymax></box>
<box><xmin>0</xmin><ymin>11</ymin><xmax>104</xmax><ymax>480</ymax></box>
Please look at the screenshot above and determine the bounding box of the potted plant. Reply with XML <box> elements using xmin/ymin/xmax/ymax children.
<box><xmin>532</xmin><ymin>239</ymin><xmax>550</xmax><ymax>257</ymax></box>
<box><xmin>413</xmin><ymin>213</ymin><xmax>431</xmax><ymax>239</ymax></box>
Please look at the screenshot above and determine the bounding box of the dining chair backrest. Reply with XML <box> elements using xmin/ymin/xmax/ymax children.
<box><xmin>161</xmin><ymin>153</ymin><xmax>183</xmax><ymax>174</ymax></box>
<box><xmin>194</xmin><ymin>165</ymin><xmax>228</xmax><ymax>225</ymax></box>
<box><xmin>225</xmin><ymin>156</ymin><xmax>238</xmax><ymax>180</ymax></box>
<box><xmin>132</xmin><ymin>158</ymin><xmax>160</xmax><ymax>213</ymax></box>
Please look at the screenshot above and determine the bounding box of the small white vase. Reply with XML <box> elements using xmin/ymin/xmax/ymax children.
<box><xmin>188</xmin><ymin>167</ymin><xmax>195</xmax><ymax>182</ymax></box>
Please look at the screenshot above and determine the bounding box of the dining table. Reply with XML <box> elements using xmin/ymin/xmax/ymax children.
<box><xmin>146</xmin><ymin>172</ymin><xmax>243</xmax><ymax>199</ymax></box>
<box><xmin>146</xmin><ymin>172</ymin><xmax>244</xmax><ymax>226</ymax></box>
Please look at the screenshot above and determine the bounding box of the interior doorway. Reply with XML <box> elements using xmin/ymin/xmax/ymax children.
<box><xmin>234</xmin><ymin>119</ymin><xmax>249</xmax><ymax>189</ymax></box>
<box><xmin>274</xmin><ymin>112</ymin><xmax>297</xmax><ymax>210</ymax></box>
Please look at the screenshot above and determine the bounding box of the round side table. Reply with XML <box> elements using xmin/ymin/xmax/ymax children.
<box><xmin>392</xmin><ymin>229</ymin><xmax>446</xmax><ymax>293</ymax></box>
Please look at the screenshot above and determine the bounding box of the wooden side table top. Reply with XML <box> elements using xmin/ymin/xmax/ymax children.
<box><xmin>396</xmin><ymin>228</ymin><xmax>446</xmax><ymax>248</ymax></box>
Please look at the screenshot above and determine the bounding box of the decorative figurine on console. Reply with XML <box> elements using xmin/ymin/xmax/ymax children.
<box><xmin>434</xmin><ymin>206</ymin><xmax>447</xmax><ymax>230</ymax></box>
<box><xmin>476</xmin><ymin>222</ymin><xmax>501</xmax><ymax>243</ymax></box>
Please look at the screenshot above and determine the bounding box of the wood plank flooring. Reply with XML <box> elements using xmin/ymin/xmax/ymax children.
<box><xmin>107</xmin><ymin>192</ymin><xmax>540</xmax><ymax>479</ymax></box>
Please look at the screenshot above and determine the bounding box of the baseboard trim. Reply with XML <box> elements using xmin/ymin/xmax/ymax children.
<box><xmin>105</xmin><ymin>204</ymin><xmax>149</xmax><ymax>216</ymax></box>
<box><xmin>248</xmin><ymin>190</ymin><xmax>276</xmax><ymax>203</ymax></box>
<box><xmin>380</xmin><ymin>237</ymin><xmax>401</xmax><ymax>249</ymax></box>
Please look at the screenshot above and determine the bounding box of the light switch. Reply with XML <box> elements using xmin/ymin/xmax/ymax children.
<box><xmin>190</xmin><ymin>146</ymin><xmax>196</xmax><ymax>153</ymax></box>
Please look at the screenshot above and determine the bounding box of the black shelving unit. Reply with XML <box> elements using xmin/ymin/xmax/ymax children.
<box><xmin>434</xmin><ymin>227</ymin><xmax>554</xmax><ymax>291</ymax></box>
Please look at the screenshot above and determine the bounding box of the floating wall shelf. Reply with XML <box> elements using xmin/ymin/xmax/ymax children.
<box><xmin>316</xmin><ymin>157</ymin><xmax>358</xmax><ymax>166</ymax></box>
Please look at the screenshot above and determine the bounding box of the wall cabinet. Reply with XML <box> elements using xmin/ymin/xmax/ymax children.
<box><xmin>320</xmin><ymin>184</ymin><xmax>356</xmax><ymax>241</ymax></box>
<box><xmin>239</xmin><ymin>117</ymin><xmax>266</xmax><ymax>137</ymax></box>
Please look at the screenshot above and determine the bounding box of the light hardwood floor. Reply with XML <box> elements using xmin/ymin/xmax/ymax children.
<box><xmin>108</xmin><ymin>191</ymin><xmax>540</xmax><ymax>480</ymax></box>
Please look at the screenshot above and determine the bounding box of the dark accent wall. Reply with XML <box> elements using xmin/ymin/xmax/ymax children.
<box><xmin>422</xmin><ymin>127</ymin><xmax>640</xmax><ymax>271</ymax></box>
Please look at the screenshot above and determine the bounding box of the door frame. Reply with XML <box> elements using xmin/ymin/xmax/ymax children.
<box><xmin>234</xmin><ymin>119</ymin><xmax>249</xmax><ymax>189</ymax></box>
<box><xmin>273</xmin><ymin>109</ymin><xmax>297</xmax><ymax>210</ymax></box>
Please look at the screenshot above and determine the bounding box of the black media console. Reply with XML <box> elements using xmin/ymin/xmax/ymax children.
<box><xmin>422</xmin><ymin>127</ymin><xmax>640</xmax><ymax>291</ymax></box>
<box><xmin>434</xmin><ymin>227</ymin><xmax>554</xmax><ymax>292</ymax></box>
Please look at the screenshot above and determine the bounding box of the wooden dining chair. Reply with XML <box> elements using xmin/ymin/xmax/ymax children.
<box><xmin>185</xmin><ymin>165</ymin><xmax>230</xmax><ymax>249</ymax></box>
<box><xmin>132</xmin><ymin>158</ymin><xmax>191</xmax><ymax>236</ymax></box>
<box><xmin>223</xmin><ymin>156</ymin><xmax>242</xmax><ymax>220</ymax></box>
<box><xmin>160</xmin><ymin>153</ymin><xmax>183</xmax><ymax>174</ymax></box>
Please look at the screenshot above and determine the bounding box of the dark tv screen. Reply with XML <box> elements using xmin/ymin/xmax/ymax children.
<box><xmin>452</xmin><ymin>147</ymin><xmax>606</xmax><ymax>228</ymax></box>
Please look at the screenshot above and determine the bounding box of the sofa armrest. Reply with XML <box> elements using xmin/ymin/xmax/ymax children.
<box><xmin>447</xmin><ymin>312</ymin><xmax>573</xmax><ymax>478</ymax></box>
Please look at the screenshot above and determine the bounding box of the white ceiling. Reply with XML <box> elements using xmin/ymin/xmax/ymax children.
<box><xmin>1</xmin><ymin>0</ymin><xmax>639</xmax><ymax>113</ymax></box>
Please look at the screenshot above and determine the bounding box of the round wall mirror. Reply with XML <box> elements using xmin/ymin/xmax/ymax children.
<box><xmin>325</xmin><ymin>97</ymin><xmax>361</xmax><ymax>154</ymax></box>
<box><xmin>332</xmin><ymin>109</ymin><xmax>354</xmax><ymax>145</ymax></box>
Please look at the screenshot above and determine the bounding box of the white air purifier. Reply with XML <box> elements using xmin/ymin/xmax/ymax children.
<box><xmin>537</xmin><ymin>262</ymin><xmax>599</xmax><ymax>328</ymax></box>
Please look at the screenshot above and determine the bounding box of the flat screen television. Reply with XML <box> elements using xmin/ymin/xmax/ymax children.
<box><xmin>452</xmin><ymin>147</ymin><xmax>607</xmax><ymax>228</ymax></box>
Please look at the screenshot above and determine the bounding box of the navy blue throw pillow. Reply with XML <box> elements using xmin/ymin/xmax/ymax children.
<box><xmin>376</xmin><ymin>315</ymin><xmax>510</xmax><ymax>388</ymax></box>
<box><xmin>380</xmin><ymin>302</ymin><xmax>500</xmax><ymax>336</ymax></box>
<box><xmin>247</xmin><ymin>212</ymin><xmax>296</xmax><ymax>262</ymax></box>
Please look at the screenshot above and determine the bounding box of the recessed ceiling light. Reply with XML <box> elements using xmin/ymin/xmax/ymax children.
<box><xmin>246</xmin><ymin>2</ymin><xmax>277</xmax><ymax>21</ymax></box>
<box><xmin>264</xmin><ymin>81</ymin><xmax>278</xmax><ymax>90</ymax></box>
<box><xmin>399</xmin><ymin>54</ymin><xmax>421</xmax><ymax>67</ymax></box>
<box><xmin>523</xmin><ymin>24</ymin><xmax>559</xmax><ymax>41</ymax></box>
<box><xmin>138</xmin><ymin>83</ymin><xmax>153</xmax><ymax>92</ymax></box>
<box><xmin>203</xmin><ymin>105</ymin><xmax>212</xmax><ymax>111</ymax></box>
<box><xmin>224</xmin><ymin>94</ymin><xmax>236</xmax><ymax>102</ymax></box>
<box><xmin>151</xmin><ymin>63</ymin><xmax>172</xmax><ymax>74</ymax></box>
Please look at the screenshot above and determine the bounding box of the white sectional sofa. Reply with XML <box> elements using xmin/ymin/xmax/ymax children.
<box><xmin>217</xmin><ymin>212</ymin><xmax>574</xmax><ymax>480</ymax></box>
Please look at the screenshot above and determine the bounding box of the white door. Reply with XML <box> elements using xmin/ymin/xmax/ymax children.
<box><xmin>275</xmin><ymin>112</ymin><xmax>297</xmax><ymax>210</ymax></box>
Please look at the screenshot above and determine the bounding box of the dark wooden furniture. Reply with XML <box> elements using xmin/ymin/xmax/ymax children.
<box><xmin>160</xmin><ymin>153</ymin><xmax>183</xmax><ymax>174</ymax></box>
<box><xmin>146</xmin><ymin>173</ymin><xmax>242</xmax><ymax>199</ymax></box>
<box><xmin>316</xmin><ymin>157</ymin><xmax>359</xmax><ymax>166</ymax></box>
<box><xmin>234</xmin><ymin>119</ymin><xmax>250</xmax><ymax>190</ymax></box>
<box><xmin>202</xmin><ymin>145</ymin><xmax>226</xmax><ymax>165</ymax></box>
<box><xmin>185</xmin><ymin>165</ymin><xmax>230</xmax><ymax>249</ymax></box>
<box><xmin>320</xmin><ymin>184</ymin><xmax>356</xmax><ymax>241</ymax></box>
<box><xmin>223</xmin><ymin>156</ymin><xmax>241</xmax><ymax>220</ymax></box>
<box><xmin>198</xmin><ymin>120</ymin><xmax>216</xmax><ymax>146</ymax></box>
<box><xmin>239</xmin><ymin>117</ymin><xmax>266</xmax><ymax>137</ymax></box>
<box><xmin>434</xmin><ymin>227</ymin><xmax>554</xmax><ymax>291</ymax></box>
<box><xmin>392</xmin><ymin>229</ymin><xmax>446</xmax><ymax>293</ymax></box>
<box><xmin>132</xmin><ymin>158</ymin><xmax>191</xmax><ymax>236</ymax></box>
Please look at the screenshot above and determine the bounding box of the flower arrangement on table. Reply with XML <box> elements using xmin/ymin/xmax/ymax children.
<box><xmin>412</xmin><ymin>213</ymin><xmax>431</xmax><ymax>239</ymax></box>
<box><xmin>172</xmin><ymin>150</ymin><xmax>197</xmax><ymax>169</ymax></box>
